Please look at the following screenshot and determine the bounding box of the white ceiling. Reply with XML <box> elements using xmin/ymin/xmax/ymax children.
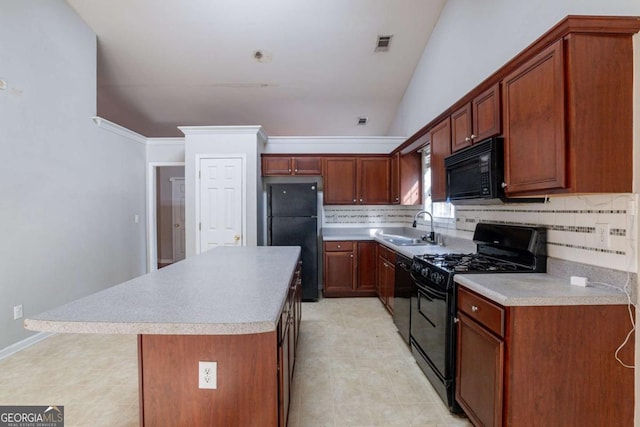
<box><xmin>66</xmin><ymin>0</ymin><xmax>446</xmax><ymax>137</ymax></box>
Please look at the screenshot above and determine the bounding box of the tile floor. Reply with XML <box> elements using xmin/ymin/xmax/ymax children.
<box><xmin>0</xmin><ymin>298</ymin><xmax>472</xmax><ymax>427</ymax></box>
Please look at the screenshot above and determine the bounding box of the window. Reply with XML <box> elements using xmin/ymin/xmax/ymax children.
<box><xmin>422</xmin><ymin>147</ymin><xmax>454</xmax><ymax>219</ymax></box>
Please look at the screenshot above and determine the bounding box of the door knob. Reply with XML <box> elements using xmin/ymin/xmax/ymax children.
<box><xmin>174</xmin><ymin>224</ymin><xmax>180</xmax><ymax>228</ymax></box>
<box><xmin>234</xmin><ymin>235</ymin><xmax>240</xmax><ymax>242</ymax></box>
<box><xmin>501</xmin><ymin>182</ymin><xmax>508</xmax><ymax>189</ymax></box>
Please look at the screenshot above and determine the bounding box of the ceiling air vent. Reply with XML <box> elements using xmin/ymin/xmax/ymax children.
<box><xmin>357</xmin><ymin>117</ymin><xmax>368</xmax><ymax>125</ymax></box>
<box><xmin>375</xmin><ymin>35</ymin><xmax>393</xmax><ymax>52</ymax></box>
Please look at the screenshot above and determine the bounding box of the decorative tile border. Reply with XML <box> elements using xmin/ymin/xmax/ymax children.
<box><xmin>548</xmin><ymin>242</ymin><xmax>626</xmax><ymax>256</ymax></box>
<box><xmin>322</xmin><ymin>205</ymin><xmax>416</xmax><ymax>225</ymax></box>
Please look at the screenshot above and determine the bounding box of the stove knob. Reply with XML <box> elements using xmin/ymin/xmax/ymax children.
<box><xmin>421</xmin><ymin>268</ymin><xmax>429</xmax><ymax>277</ymax></box>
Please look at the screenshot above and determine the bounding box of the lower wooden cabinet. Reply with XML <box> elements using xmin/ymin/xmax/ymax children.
<box><xmin>278</xmin><ymin>263</ymin><xmax>302</xmax><ymax>427</ymax></box>
<box><xmin>376</xmin><ymin>244</ymin><xmax>396</xmax><ymax>313</ymax></box>
<box><xmin>323</xmin><ymin>240</ymin><xmax>377</xmax><ymax>297</ymax></box>
<box><xmin>456</xmin><ymin>286</ymin><xmax>634</xmax><ymax>427</ymax></box>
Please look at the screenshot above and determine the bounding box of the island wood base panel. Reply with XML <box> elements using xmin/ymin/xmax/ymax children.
<box><xmin>138</xmin><ymin>333</ymin><xmax>278</xmax><ymax>427</ymax></box>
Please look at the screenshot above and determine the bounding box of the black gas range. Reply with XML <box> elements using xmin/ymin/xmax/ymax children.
<box><xmin>409</xmin><ymin>223</ymin><xmax>546</xmax><ymax>413</ymax></box>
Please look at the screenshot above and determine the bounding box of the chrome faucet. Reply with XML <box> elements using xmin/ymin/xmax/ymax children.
<box><xmin>413</xmin><ymin>210</ymin><xmax>435</xmax><ymax>242</ymax></box>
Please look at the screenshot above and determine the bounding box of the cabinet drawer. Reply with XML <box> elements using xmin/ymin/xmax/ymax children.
<box><xmin>458</xmin><ymin>287</ymin><xmax>505</xmax><ymax>337</ymax></box>
<box><xmin>324</xmin><ymin>241</ymin><xmax>354</xmax><ymax>252</ymax></box>
<box><xmin>386</xmin><ymin>249</ymin><xmax>396</xmax><ymax>264</ymax></box>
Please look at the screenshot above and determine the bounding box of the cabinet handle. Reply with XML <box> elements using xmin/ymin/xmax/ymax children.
<box><xmin>360</xmin><ymin>198</ymin><xmax>364</xmax><ymax>203</ymax></box>
<box><xmin>395</xmin><ymin>197</ymin><xmax>399</xmax><ymax>201</ymax></box>
<box><xmin>350</xmin><ymin>254</ymin><xmax>353</xmax><ymax>258</ymax></box>
<box><xmin>470</xmin><ymin>134</ymin><xmax>476</xmax><ymax>140</ymax></box>
<box><xmin>465</xmin><ymin>137</ymin><xmax>471</xmax><ymax>142</ymax></box>
<box><xmin>288</xmin><ymin>169</ymin><xmax>292</xmax><ymax>173</ymax></box>
<box><xmin>454</xmin><ymin>317</ymin><xmax>459</xmax><ymax>323</ymax></box>
<box><xmin>294</xmin><ymin>169</ymin><xmax>298</xmax><ymax>173</ymax></box>
<box><xmin>501</xmin><ymin>182</ymin><xmax>508</xmax><ymax>189</ymax></box>
<box><xmin>337</xmin><ymin>245</ymin><xmax>341</xmax><ymax>248</ymax></box>
<box><xmin>471</xmin><ymin>305</ymin><xmax>479</xmax><ymax>312</ymax></box>
<box><xmin>353</xmin><ymin>199</ymin><xmax>357</xmax><ymax>203</ymax></box>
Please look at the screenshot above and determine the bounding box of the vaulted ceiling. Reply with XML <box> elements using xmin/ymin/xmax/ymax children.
<box><xmin>66</xmin><ymin>0</ymin><xmax>446</xmax><ymax>137</ymax></box>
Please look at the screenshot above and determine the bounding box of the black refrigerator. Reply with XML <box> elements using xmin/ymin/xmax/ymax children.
<box><xmin>267</xmin><ymin>183</ymin><xmax>319</xmax><ymax>301</ymax></box>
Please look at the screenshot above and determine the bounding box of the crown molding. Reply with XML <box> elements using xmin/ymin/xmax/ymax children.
<box><xmin>91</xmin><ymin>116</ymin><xmax>147</xmax><ymax>145</ymax></box>
<box><xmin>146</xmin><ymin>137</ymin><xmax>185</xmax><ymax>145</ymax></box>
<box><xmin>267</xmin><ymin>136</ymin><xmax>405</xmax><ymax>145</ymax></box>
<box><xmin>178</xmin><ymin>125</ymin><xmax>268</xmax><ymax>141</ymax></box>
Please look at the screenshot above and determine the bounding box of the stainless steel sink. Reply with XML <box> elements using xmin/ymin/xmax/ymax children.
<box><xmin>378</xmin><ymin>233</ymin><xmax>437</xmax><ymax>246</ymax></box>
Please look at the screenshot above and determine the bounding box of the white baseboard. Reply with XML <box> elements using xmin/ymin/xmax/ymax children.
<box><xmin>0</xmin><ymin>332</ymin><xmax>55</xmax><ymax>361</ymax></box>
<box><xmin>158</xmin><ymin>258</ymin><xmax>174</xmax><ymax>264</ymax></box>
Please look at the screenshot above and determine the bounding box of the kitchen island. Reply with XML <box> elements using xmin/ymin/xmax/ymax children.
<box><xmin>25</xmin><ymin>246</ymin><xmax>302</xmax><ymax>427</ymax></box>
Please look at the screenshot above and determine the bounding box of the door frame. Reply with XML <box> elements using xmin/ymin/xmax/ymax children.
<box><xmin>195</xmin><ymin>154</ymin><xmax>247</xmax><ymax>255</ymax></box>
<box><xmin>146</xmin><ymin>161</ymin><xmax>185</xmax><ymax>272</ymax></box>
<box><xmin>170</xmin><ymin>177</ymin><xmax>186</xmax><ymax>262</ymax></box>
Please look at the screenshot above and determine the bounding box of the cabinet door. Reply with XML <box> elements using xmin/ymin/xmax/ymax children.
<box><xmin>356</xmin><ymin>241</ymin><xmax>377</xmax><ymax>292</ymax></box>
<box><xmin>456</xmin><ymin>312</ymin><xmax>504</xmax><ymax>427</ymax></box>
<box><xmin>323</xmin><ymin>250</ymin><xmax>355</xmax><ymax>295</ymax></box>
<box><xmin>293</xmin><ymin>157</ymin><xmax>323</xmax><ymax>175</ymax></box>
<box><xmin>451</xmin><ymin>104</ymin><xmax>472</xmax><ymax>152</ymax></box>
<box><xmin>376</xmin><ymin>255</ymin><xmax>387</xmax><ymax>306</ymax></box>
<box><xmin>278</xmin><ymin>310</ymin><xmax>291</xmax><ymax>427</ymax></box>
<box><xmin>502</xmin><ymin>40</ymin><xmax>565</xmax><ymax>195</ymax></box>
<box><xmin>472</xmin><ymin>83</ymin><xmax>501</xmax><ymax>142</ymax></box>
<box><xmin>358</xmin><ymin>157</ymin><xmax>390</xmax><ymax>204</ymax></box>
<box><xmin>385</xmin><ymin>263</ymin><xmax>395</xmax><ymax>313</ymax></box>
<box><xmin>429</xmin><ymin>117</ymin><xmax>451</xmax><ymax>202</ymax></box>
<box><xmin>400</xmin><ymin>152</ymin><xmax>422</xmax><ymax>205</ymax></box>
<box><xmin>263</xmin><ymin>156</ymin><xmax>292</xmax><ymax>176</ymax></box>
<box><xmin>323</xmin><ymin>158</ymin><xmax>357</xmax><ymax>204</ymax></box>
<box><xmin>390</xmin><ymin>153</ymin><xmax>400</xmax><ymax>204</ymax></box>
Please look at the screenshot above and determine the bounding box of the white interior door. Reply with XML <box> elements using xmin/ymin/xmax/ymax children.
<box><xmin>171</xmin><ymin>177</ymin><xmax>186</xmax><ymax>262</ymax></box>
<box><xmin>199</xmin><ymin>157</ymin><xmax>244</xmax><ymax>252</ymax></box>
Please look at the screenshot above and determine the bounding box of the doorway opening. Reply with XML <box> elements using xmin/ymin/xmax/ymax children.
<box><xmin>147</xmin><ymin>163</ymin><xmax>185</xmax><ymax>272</ymax></box>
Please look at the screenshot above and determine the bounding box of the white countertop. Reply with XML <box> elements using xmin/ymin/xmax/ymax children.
<box><xmin>24</xmin><ymin>246</ymin><xmax>301</xmax><ymax>335</ymax></box>
<box><xmin>455</xmin><ymin>273</ymin><xmax>630</xmax><ymax>306</ymax></box>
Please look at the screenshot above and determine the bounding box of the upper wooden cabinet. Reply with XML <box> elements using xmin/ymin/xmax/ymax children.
<box><xmin>358</xmin><ymin>157</ymin><xmax>390</xmax><ymax>204</ymax></box>
<box><xmin>323</xmin><ymin>157</ymin><xmax>358</xmax><ymax>204</ymax></box>
<box><xmin>390</xmin><ymin>153</ymin><xmax>400</xmax><ymax>204</ymax></box>
<box><xmin>390</xmin><ymin>152</ymin><xmax>422</xmax><ymax>205</ymax></box>
<box><xmin>324</xmin><ymin>156</ymin><xmax>389</xmax><ymax>205</ymax></box>
<box><xmin>451</xmin><ymin>84</ymin><xmax>501</xmax><ymax>152</ymax></box>
<box><xmin>262</xmin><ymin>155</ymin><xmax>323</xmax><ymax>176</ymax></box>
<box><xmin>429</xmin><ymin>117</ymin><xmax>451</xmax><ymax>202</ymax></box>
<box><xmin>502</xmin><ymin>32</ymin><xmax>634</xmax><ymax>196</ymax></box>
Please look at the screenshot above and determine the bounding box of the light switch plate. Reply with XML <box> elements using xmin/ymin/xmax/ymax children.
<box><xmin>198</xmin><ymin>361</ymin><xmax>217</xmax><ymax>389</ymax></box>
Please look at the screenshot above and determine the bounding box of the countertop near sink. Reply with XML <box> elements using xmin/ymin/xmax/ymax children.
<box><xmin>321</xmin><ymin>227</ymin><xmax>475</xmax><ymax>258</ymax></box>
<box><xmin>455</xmin><ymin>273</ymin><xmax>629</xmax><ymax>306</ymax></box>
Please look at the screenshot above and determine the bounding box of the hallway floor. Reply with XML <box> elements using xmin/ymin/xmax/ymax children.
<box><xmin>0</xmin><ymin>298</ymin><xmax>471</xmax><ymax>427</ymax></box>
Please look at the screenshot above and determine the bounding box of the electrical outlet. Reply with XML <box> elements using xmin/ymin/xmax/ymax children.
<box><xmin>198</xmin><ymin>361</ymin><xmax>217</xmax><ymax>389</ymax></box>
<box><xmin>13</xmin><ymin>305</ymin><xmax>23</xmax><ymax>320</ymax></box>
<box><xmin>595</xmin><ymin>223</ymin><xmax>610</xmax><ymax>248</ymax></box>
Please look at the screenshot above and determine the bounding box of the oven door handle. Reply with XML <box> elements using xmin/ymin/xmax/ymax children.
<box><xmin>410</xmin><ymin>272</ymin><xmax>423</xmax><ymax>284</ymax></box>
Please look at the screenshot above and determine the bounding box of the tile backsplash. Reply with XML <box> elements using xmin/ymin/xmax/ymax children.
<box><xmin>322</xmin><ymin>205</ymin><xmax>417</xmax><ymax>226</ymax></box>
<box><xmin>452</xmin><ymin>194</ymin><xmax>638</xmax><ymax>273</ymax></box>
<box><xmin>322</xmin><ymin>193</ymin><xmax>638</xmax><ymax>273</ymax></box>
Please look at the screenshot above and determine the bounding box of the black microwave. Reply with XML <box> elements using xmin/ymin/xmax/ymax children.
<box><xmin>444</xmin><ymin>137</ymin><xmax>505</xmax><ymax>204</ymax></box>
